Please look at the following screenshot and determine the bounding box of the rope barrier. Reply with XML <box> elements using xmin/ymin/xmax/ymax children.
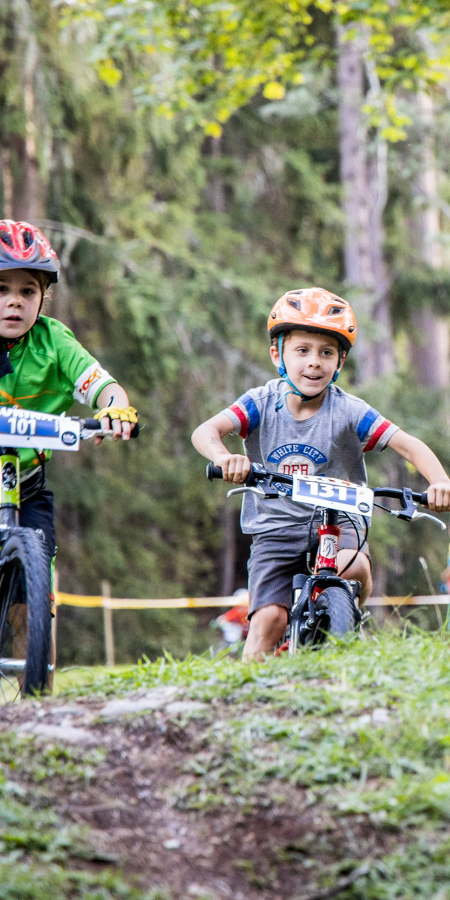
<box><xmin>55</xmin><ymin>592</ymin><xmax>251</xmax><ymax>609</ymax></box>
<box><xmin>55</xmin><ymin>591</ymin><xmax>450</xmax><ymax>609</ymax></box>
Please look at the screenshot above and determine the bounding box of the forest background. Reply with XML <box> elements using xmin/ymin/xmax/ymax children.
<box><xmin>2</xmin><ymin>0</ymin><xmax>450</xmax><ymax>666</ymax></box>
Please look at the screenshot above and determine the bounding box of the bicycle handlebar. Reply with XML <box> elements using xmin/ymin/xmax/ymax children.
<box><xmin>207</xmin><ymin>464</ymin><xmax>226</xmax><ymax>480</ymax></box>
<box><xmin>373</xmin><ymin>486</ymin><xmax>428</xmax><ymax>507</ymax></box>
<box><xmin>206</xmin><ymin>462</ymin><xmax>429</xmax><ymax>507</ymax></box>
<box><xmin>82</xmin><ymin>418</ymin><xmax>140</xmax><ymax>438</ymax></box>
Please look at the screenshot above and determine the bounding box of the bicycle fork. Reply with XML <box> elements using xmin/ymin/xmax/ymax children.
<box><xmin>289</xmin><ymin>509</ymin><xmax>361</xmax><ymax>652</ymax></box>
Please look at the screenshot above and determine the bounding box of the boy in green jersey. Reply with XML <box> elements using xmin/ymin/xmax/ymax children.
<box><xmin>0</xmin><ymin>220</ymin><xmax>137</xmax><ymax>636</ymax></box>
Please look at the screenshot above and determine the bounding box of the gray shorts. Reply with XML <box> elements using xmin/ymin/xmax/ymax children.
<box><xmin>247</xmin><ymin>516</ymin><xmax>369</xmax><ymax>618</ymax></box>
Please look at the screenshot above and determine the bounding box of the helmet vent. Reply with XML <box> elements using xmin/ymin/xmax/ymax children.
<box><xmin>22</xmin><ymin>230</ymin><xmax>34</xmax><ymax>248</ymax></box>
<box><xmin>287</xmin><ymin>298</ymin><xmax>301</xmax><ymax>311</ymax></box>
<box><xmin>327</xmin><ymin>305</ymin><xmax>345</xmax><ymax>315</ymax></box>
<box><xmin>0</xmin><ymin>231</ymin><xmax>13</xmax><ymax>249</ymax></box>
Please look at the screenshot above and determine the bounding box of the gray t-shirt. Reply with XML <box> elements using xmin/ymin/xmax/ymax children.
<box><xmin>223</xmin><ymin>380</ymin><xmax>399</xmax><ymax>534</ymax></box>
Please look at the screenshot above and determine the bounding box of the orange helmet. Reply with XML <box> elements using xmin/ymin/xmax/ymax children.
<box><xmin>267</xmin><ymin>287</ymin><xmax>357</xmax><ymax>352</ymax></box>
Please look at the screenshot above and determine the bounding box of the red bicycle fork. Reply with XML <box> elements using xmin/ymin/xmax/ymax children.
<box><xmin>312</xmin><ymin>511</ymin><xmax>340</xmax><ymax>601</ymax></box>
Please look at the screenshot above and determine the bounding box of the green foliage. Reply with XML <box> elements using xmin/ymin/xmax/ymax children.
<box><xmin>1</xmin><ymin>0</ymin><xmax>450</xmax><ymax>667</ymax></box>
<box><xmin>57</xmin><ymin>0</ymin><xmax>315</xmax><ymax>134</ymax></box>
<box><xmin>57</xmin><ymin>0</ymin><xmax>450</xmax><ymax>140</ymax></box>
<box><xmin>392</xmin><ymin>266</ymin><xmax>450</xmax><ymax>323</ymax></box>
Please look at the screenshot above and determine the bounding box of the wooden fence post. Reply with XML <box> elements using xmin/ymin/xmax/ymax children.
<box><xmin>102</xmin><ymin>580</ymin><xmax>115</xmax><ymax>667</ymax></box>
<box><xmin>49</xmin><ymin>569</ymin><xmax>59</xmax><ymax>691</ymax></box>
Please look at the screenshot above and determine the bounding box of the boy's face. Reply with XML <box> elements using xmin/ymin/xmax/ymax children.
<box><xmin>0</xmin><ymin>269</ymin><xmax>42</xmax><ymax>340</ymax></box>
<box><xmin>270</xmin><ymin>330</ymin><xmax>345</xmax><ymax>398</ymax></box>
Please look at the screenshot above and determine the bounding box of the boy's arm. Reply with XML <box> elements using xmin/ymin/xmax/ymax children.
<box><xmin>191</xmin><ymin>413</ymin><xmax>251</xmax><ymax>483</ymax></box>
<box><xmin>387</xmin><ymin>429</ymin><xmax>450</xmax><ymax>511</ymax></box>
<box><xmin>95</xmin><ymin>383</ymin><xmax>135</xmax><ymax>442</ymax></box>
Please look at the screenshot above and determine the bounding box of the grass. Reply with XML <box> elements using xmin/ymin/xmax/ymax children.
<box><xmin>58</xmin><ymin>628</ymin><xmax>450</xmax><ymax>895</ymax></box>
<box><xmin>57</xmin><ymin>632</ymin><xmax>450</xmax><ymax>822</ymax></box>
<box><xmin>4</xmin><ymin>629</ymin><xmax>450</xmax><ymax>896</ymax></box>
<box><xmin>54</xmin><ymin>664</ymin><xmax>132</xmax><ymax>695</ymax></box>
<box><xmin>0</xmin><ymin>785</ymin><xmax>162</xmax><ymax>899</ymax></box>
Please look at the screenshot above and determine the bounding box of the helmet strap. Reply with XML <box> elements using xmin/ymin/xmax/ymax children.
<box><xmin>275</xmin><ymin>334</ymin><xmax>342</xmax><ymax>410</ymax></box>
<box><xmin>330</xmin><ymin>345</ymin><xmax>342</xmax><ymax>383</ymax></box>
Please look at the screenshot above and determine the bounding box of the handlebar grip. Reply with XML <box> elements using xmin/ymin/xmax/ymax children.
<box><xmin>83</xmin><ymin>418</ymin><xmax>140</xmax><ymax>438</ymax></box>
<box><xmin>418</xmin><ymin>491</ymin><xmax>429</xmax><ymax>507</ymax></box>
<box><xmin>206</xmin><ymin>463</ymin><xmax>223</xmax><ymax>480</ymax></box>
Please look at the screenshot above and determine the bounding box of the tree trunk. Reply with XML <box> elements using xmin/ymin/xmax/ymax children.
<box><xmin>336</xmin><ymin>24</ymin><xmax>394</xmax><ymax>381</ymax></box>
<box><xmin>204</xmin><ymin>134</ymin><xmax>238</xmax><ymax>596</ymax></box>
<box><xmin>337</xmin><ymin>25</ymin><xmax>395</xmax><ymax>611</ymax></box>
<box><xmin>0</xmin><ymin>1</ymin><xmax>45</xmax><ymax>221</ymax></box>
<box><xmin>10</xmin><ymin>0</ymin><xmax>43</xmax><ymax>220</ymax></box>
<box><xmin>408</xmin><ymin>92</ymin><xmax>449</xmax><ymax>389</ymax></box>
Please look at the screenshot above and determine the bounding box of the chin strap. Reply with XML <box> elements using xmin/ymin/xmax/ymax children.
<box><xmin>0</xmin><ymin>316</ymin><xmax>42</xmax><ymax>380</ymax></box>
<box><xmin>275</xmin><ymin>334</ymin><xmax>341</xmax><ymax>411</ymax></box>
<box><xmin>0</xmin><ymin>334</ymin><xmax>27</xmax><ymax>379</ymax></box>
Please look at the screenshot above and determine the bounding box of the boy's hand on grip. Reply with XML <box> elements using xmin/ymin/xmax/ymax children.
<box><xmin>426</xmin><ymin>480</ymin><xmax>450</xmax><ymax>512</ymax></box>
<box><xmin>214</xmin><ymin>453</ymin><xmax>251</xmax><ymax>484</ymax></box>
<box><xmin>94</xmin><ymin>405</ymin><xmax>138</xmax><ymax>442</ymax></box>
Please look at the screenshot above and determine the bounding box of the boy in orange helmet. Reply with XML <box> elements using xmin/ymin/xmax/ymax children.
<box><xmin>192</xmin><ymin>288</ymin><xmax>450</xmax><ymax>661</ymax></box>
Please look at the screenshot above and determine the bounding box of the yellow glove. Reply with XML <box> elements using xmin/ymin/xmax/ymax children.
<box><xmin>94</xmin><ymin>405</ymin><xmax>138</xmax><ymax>424</ymax></box>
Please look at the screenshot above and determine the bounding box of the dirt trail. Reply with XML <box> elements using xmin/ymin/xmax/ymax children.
<box><xmin>0</xmin><ymin>688</ymin><xmax>396</xmax><ymax>899</ymax></box>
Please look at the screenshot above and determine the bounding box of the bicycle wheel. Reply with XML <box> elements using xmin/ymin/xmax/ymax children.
<box><xmin>319</xmin><ymin>586</ymin><xmax>358</xmax><ymax>638</ymax></box>
<box><xmin>0</xmin><ymin>528</ymin><xmax>51</xmax><ymax>700</ymax></box>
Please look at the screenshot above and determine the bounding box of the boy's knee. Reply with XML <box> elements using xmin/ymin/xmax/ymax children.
<box><xmin>251</xmin><ymin>603</ymin><xmax>288</xmax><ymax>636</ymax></box>
<box><xmin>337</xmin><ymin>550</ymin><xmax>372</xmax><ymax>601</ymax></box>
<box><xmin>243</xmin><ymin>603</ymin><xmax>288</xmax><ymax>662</ymax></box>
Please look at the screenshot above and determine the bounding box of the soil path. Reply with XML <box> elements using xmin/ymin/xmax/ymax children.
<box><xmin>0</xmin><ymin>687</ymin><xmax>398</xmax><ymax>899</ymax></box>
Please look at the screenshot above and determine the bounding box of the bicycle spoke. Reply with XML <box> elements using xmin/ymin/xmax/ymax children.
<box><xmin>0</xmin><ymin>575</ymin><xmax>12</xmax><ymax>651</ymax></box>
<box><xmin>0</xmin><ymin>561</ymin><xmax>27</xmax><ymax>702</ymax></box>
<box><xmin>0</xmin><ymin>673</ymin><xmax>20</xmax><ymax>701</ymax></box>
<box><xmin>0</xmin><ymin>532</ymin><xmax>51</xmax><ymax>701</ymax></box>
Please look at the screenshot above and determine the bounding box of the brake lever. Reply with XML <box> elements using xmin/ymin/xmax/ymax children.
<box><xmin>227</xmin><ymin>485</ymin><xmax>280</xmax><ymax>499</ymax></box>
<box><xmin>411</xmin><ymin>510</ymin><xmax>446</xmax><ymax>530</ymax></box>
<box><xmin>80</xmin><ymin>428</ymin><xmax>98</xmax><ymax>440</ymax></box>
<box><xmin>80</xmin><ymin>427</ymin><xmax>113</xmax><ymax>441</ymax></box>
<box><xmin>387</xmin><ymin>507</ymin><xmax>446</xmax><ymax>530</ymax></box>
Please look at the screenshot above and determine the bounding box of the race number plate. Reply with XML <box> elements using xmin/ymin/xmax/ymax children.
<box><xmin>0</xmin><ymin>408</ymin><xmax>80</xmax><ymax>451</ymax></box>
<box><xmin>292</xmin><ymin>474</ymin><xmax>373</xmax><ymax>517</ymax></box>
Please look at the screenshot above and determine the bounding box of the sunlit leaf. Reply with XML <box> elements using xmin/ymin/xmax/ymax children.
<box><xmin>262</xmin><ymin>82</ymin><xmax>286</xmax><ymax>100</ymax></box>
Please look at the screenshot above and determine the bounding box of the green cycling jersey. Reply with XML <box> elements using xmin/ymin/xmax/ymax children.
<box><xmin>0</xmin><ymin>316</ymin><xmax>116</xmax><ymax>476</ymax></box>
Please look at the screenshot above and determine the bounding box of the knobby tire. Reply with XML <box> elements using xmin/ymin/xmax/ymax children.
<box><xmin>320</xmin><ymin>586</ymin><xmax>358</xmax><ymax>638</ymax></box>
<box><xmin>0</xmin><ymin>528</ymin><xmax>51</xmax><ymax>699</ymax></box>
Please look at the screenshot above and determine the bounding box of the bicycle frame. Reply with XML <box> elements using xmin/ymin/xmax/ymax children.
<box><xmin>206</xmin><ymin>462</ymin><xmax>445</xmax><ymax>652</ymax></box>
<box><xmin>0</xmin><ymin>408</ymin><xmax>138</xmax><ymax>699</ymax></box>
<box><xmin>0</xmin><ymin>447</ymin><xmax>20</xmax><ymax>527</ymax></box>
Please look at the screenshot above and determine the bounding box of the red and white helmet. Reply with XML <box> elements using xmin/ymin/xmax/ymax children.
<box><xmin>0</xmin><ymin>220</ymin><xmax>59</xmax><ymax>284</ymax></box>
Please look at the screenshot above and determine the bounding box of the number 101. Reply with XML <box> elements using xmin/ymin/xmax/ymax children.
<box><xmin>9</xmin><ymin>418</ymin><xmax>37</xmax><ymax>436</ymax></box>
